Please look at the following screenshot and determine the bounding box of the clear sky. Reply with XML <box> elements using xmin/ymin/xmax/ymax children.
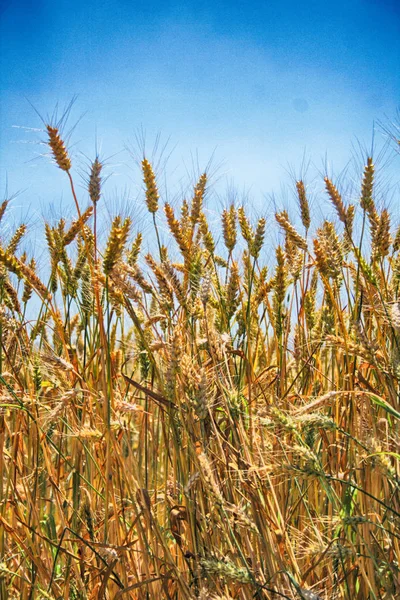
<box><xmin>0</xmin><ymin>0</ymin><xmax>399</xmax><ymax>224</ymax></box>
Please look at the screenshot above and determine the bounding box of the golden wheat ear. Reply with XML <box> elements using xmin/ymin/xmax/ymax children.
<box><xmin>275</xmin><ymin>211</ymin><xmax>307</xmax><ymax>251</ymax></box>
<box><xmin>26</xmin><ymin>97</ymin><xmax>76</xmax><ymax>172</ymax></box>
<box><xmin>360</xmin><ymin>156</ymin><xmax>374</xmax><ymax>210</ymax></box>
<box><xmin>142</xmin><ymin>158</ymin><xmax>159</xmax><ymax>213</ymax></box>
<box><xmin>0</xmin><ymin>199</ymin><xmax>9</xmax><ymax>224</ymax></box>
<box><xmin>46</xmin><ymin>125</ymin><xmax>72</xmax><ymax>171</ymax></box>
<box><xmin>222</xmin><ymin>205</ymin><xmax>237</xmax><ymax>252</ymax></box>
<box><xmin>296</xmin><ymin>180</ymin><xmax>311</xmax><ymax>230</ymax></box>
<box><xmin>88</xmin><ymin>157</ymin><xmax>102</xmax><ymax>204</ymax></box>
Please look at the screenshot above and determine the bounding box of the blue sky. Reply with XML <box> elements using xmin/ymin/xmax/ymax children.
<box><xmin>0</xmin><ymin>0</ymin><xmax>399</xmax><ymax>225</ymax></box>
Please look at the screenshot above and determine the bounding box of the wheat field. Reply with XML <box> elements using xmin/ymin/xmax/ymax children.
<box><xmin>0</xmin><ymin>115</ymin><xmax>399</xmax><ymax>599</ymax></box>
